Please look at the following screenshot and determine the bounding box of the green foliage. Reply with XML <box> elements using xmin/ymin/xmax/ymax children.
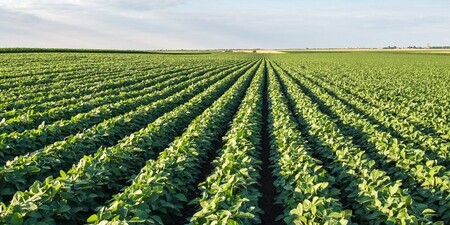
<box><xmin>0</xmin><ymin>59</ymin><xmax>259</xmax><ymax>224</ymax></box>
<box><xmin>0</xmin><ymin>60</ymin><xmax>251</xmax><ymax>202</ymax></box>
<box><xmin>0</xmin><ymin>51</ymin><xmax>449</xmax><ymax>225</ymax></box>
<box><xmin>189</xmin><ymin>60</ymin><xmax>266</xmax><ymax>225</ymax></box>
<box><xmin>89</xmin><ymin>61</ymin><xmax>262</xmax><ymax>224</ymax></box>
<box><xmin>266</xmin><ymin>61</ymin><xmax>352</xmax><ymax>224</ymax></box>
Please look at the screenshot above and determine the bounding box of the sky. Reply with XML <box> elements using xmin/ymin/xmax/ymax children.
<box><xmin>1</xmin><ymin>0</ymin><xmax>449</xmax><ymax>50</ymax></box>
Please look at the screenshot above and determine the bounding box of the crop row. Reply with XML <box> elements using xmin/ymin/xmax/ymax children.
<box><xmin>0</xmin><ymin>60</ymin><xmax>258</xmax><ymax>204</ymax></box>
<box><xmin>0</xmin><ymin>53</ymin><xmax>114</xmax><ymax>80</ymax></box>
<box><xmin>0</xmin><ymin>61</ymin><xmax>249</xmax><ymax>163</ymax></box>
<box><xmin>1</xmin><ymin>63</ymin><xmax>156</xmax><ymax>105</ymax></box>
<box><xmin>0</xmin><ymin>52</ymin><xmax>447</xmax><ymax>225</ymax></box>
<box><xmin>0</xmin><ymin>62</ymin><xmax>246</xmax><ymax>133</ymax></box>
<box><xmin>0</xmin><ymin>65</ymin><xmax>201</xmax><ymax>132</ymax></box>
<box><xmin>271</xmin><ymin>61</ymin><xmax>438</xmax><ymax>224</ymax></box>
<box><xmin>1</xmin><ymin>63</ymin><xmax>192</xmax><ymax>111</ymax></box>
<box><xmin>268</xmin><ymin>54</ymin><xmax>450</xmax><ymax>142</ymax></box>
<box><xmin>88</xmin><ymin>60</ymin><xmax>263</xmax><ymax>225</ymax></box>
<box><xmin>273</xmin><ymin>61</ymin><xmax>450</xmax><ymax>223</ymax></box>
<box><xmin>296</xmin><ymin>70</ymin><xmax>449</xmax><ymax>166</ymax></box>
<box><xmin>266</xmin><ymin>61</ymin><xmax>352</xmax><ymax>224</ymax></box>
<box><xmin>0</xmin><ymin>60</ymin><xmax>261</xmax><ymax>224</ymax></box>
<box><xmin>188</xmin><ymin>59</ymin><xmax>266</xmax><ymax>225</ymax></box>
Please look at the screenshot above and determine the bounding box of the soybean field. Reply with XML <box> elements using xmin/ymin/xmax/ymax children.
<box><xmin>0</xmin><ymin>51</ymin><xmax>449</xmax><ymax>225</ymax></box>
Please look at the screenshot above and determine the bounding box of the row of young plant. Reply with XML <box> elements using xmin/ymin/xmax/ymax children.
<box><xmin>87</xmin><ymin>59</ymin><xmax>264</xmax><ymax>225</ymax></box>
<box><xmin>0</xmin><ymin>53</ymin><xmax>180</xmax><ymax>91</ymax></box>
<box><xmin>304</xmin><ymin>63</ymin><xmax>450</xmax><ymax>141</ymax></box>
<box><xmin>2</xmin><ymin>61</ymin><xmax>247</xmax><ymax>132</ymax></box>
<box><xmin>0</xmin><ymin>62</ymin><xmax>247</xmax><ymax>163</ymax></box>
<box><xmin>273</xmin><ymin>59</ymin><xmax>450</xmax><ymax>169</ymax></box>
<box><xmin>265</xmin><ymin>61</ymin><xmax>352</xmax><ymax>224</ymax></box>
<box><xmin>0</xmin><ymin>53</ymin><xmax>242</xmax><ymax>89</ymax></box>
<box><xmin>0</xmin><ymin>52</ymin><xmax>214</xmax><ymax>83</ymax></box>
<box><xmin>1</xmin><ymin>63</ymin><xmax>156</xmax><ymax>109</ymax></box>
<box><xmin>351</xmin><ymin>69</ymin><xmax>449</xmax><ymax>131</ymax></box>
<box><xmin>2</xmin><ymin>63</ymin><xmax>142</xmax><ymax>92</ymax></box>
<box><xmin>271</xmin><ymin>55</ymin><xmax>450</xmax><ymax>144</ymax></box>
<box><xmin>0</xmin><ymin>64</ymin><xmax>209</xmax><ymax>133</ymax></box>
<box><xmin>188</xmin><ymin>60</ymin><xmax>266</xmax><ymax>225</ymax></box>
<box><xmin>0</xmin><ymin>53</ymin><xmax>119</xmax><ymax>81</ymax></box>
<box><xmin>0</xmin><ymin>62</ymin><xmax>206</xmax><ymax>119</ymax></box>
<box><xmin>0</xmin><ymin>62</ymin><xmax>96</xmax><ymax>82</ymax></box>
<box><xmin>269</xmin><ymin>53</ymin><xmax>450</xmax><ymax>142</ymax></box>
<box><xmin>0</xmin><ymin>60</ymin><xmax>261</xmax><ymax>225</ymax></box>
<box><xmin>270</xmin><ymin>62</ymin><xmax>438</xmax><ymax>224</ymax></box>
<box><xmin>0</xmin><ymin>52</ymin><xmax>215</xmax><ymax>108</ymax></box>
<box><xmin>0</xmin><ymin>61</ymin><xmax>258</xmax><ymax>203</ymax></box>
<box><xmin>330</xmin><ymin>60</ymin><xmax>450</xmax><ymax>118</ymax></box>
<box><xmin>2</xmin><ymin>57</ymin><xmax>250</xmax><ymax>114</ymax></box>
<box><xmin>277</xmin><ymin>64</ymin><xmax>450</xmax><ymax>222</ymax></box>
<box><xmin>1</xmin><ymin>64</ymin><xmax>197</xmax><ymax>115</ymax></box>
<box><xmin>297</xmin><ymin>70</ymin><xmax>450</xmax><ymax>167</ymax></box>
<box><xmin>0</xmin><ymin>59</ymin><xmax>118</xmax><ymax>88</ymax></box>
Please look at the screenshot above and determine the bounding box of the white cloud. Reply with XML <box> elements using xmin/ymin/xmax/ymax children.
<box><xmin>0</xmin><ymin>0</ymin><xmax>188</xmax><ymax>11</ymax></box>
<box><xmin>1</xmin><ymin>0</ymin><xmax>449</xmax><ymax>49</ymax></box>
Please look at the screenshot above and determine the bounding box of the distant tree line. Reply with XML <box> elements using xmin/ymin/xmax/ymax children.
<box><xmin>0</xmin><ymin>48</ymin><xmax>211</xmax><ymax>55</ymax></box>
<box><xmin>383</xmin><ymin>46</ymin><xmax>450</xmax><ymax>49</ymax></box>
<box><xmin>430</xmin><ymin>46</ymin><xmax>450</xmax><ymax>49</ymax></box>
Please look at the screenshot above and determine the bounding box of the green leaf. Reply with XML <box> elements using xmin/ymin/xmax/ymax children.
<box><xmin>226</xmin><ymin>219</ymin><xmax>238</xmax><ymax>225</ymax></box>
<box><xmin>174</xmin><ymin>193</ymin><xmax>187</xmax><ymax>202</ymax></box>
<box><xmin>87</xmin><ymin>214</ymin><xmax>98</xmax><ymax>223</ymax></box>
<box><xmin>390</xmin><ymin>183</ymin><xmax>400</xmax><ymax>195</ymax></box>
<box><xmin>27</xmin><ymin>211</ymin><xmax>41</xmax><ymax>219</ymax></box>
<box><xmin>151</xmin><ymin>215</ymin><xmax>164</xmax><ymax>224</ymax></box>
<box><xmin>59</xmin><ymin>192</ymin><xmax>74</xmax><ymax>200</ymax></box>
<box><xmin>310</xmin><ymin>203</ymin><xmax>317</xmax><ymax>215</ymax></box>
<box><xmin>405</xmin><ymin>196</ymin><xmax>412</xmax><ymax>207</ymax></box>
<box><xmin>329</xmin><ymin>212</ymin><xmax>342</xmax><ymax>218</ymax></box>
<box><xmin>422</xmin><ymin>208</ymin><xmax>436</xmax><ymax>214</ymax></box>
<box><xmin>60</xmin><ymin>170</ymin><xmax>67</xmax><ymax>178</ymax></box>
<box><xmin>11</xmin><ymin>212</ymin><xmax>23</xmax><ymax>225</ymax></box>
<box><xmin>58</xmin><ymin>204</ymin><xmax>71</xmax><ymax>213</ymax></box>
<box><xmin>236</xmin><ymin>212</ymin><xmax>255</xmax><ymax>219</ymax></box>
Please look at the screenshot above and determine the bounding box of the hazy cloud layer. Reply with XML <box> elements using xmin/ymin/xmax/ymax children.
<box><xmin>1</xmin><ymin>0</ymin><xmax>449</xmax><ymax>49</ymax></box>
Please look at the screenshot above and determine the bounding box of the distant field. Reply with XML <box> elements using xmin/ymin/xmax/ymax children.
<box><xmin>0</xmin><ymin>51</ymin><xmax>449</xmax><ymax>224</ymax></box>
<box><xmin>282</xmin><ymin>48</ymin><xmax>450</xmax><ymax>54</ymax></box>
